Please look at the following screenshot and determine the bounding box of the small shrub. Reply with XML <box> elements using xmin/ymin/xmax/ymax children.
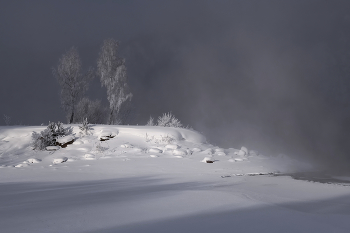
<box><xmin>91</xmin><ymin>141</ymin><xmax>109</xmax><ymax>153</ymax></box>
<box><xmin>159</xmin><ymin>134</ymin><xmax>175</xmax><ymax>144</ymax></box>
<box><xmin>3</xmin><ymin>114</ymin><xmax>11</xmax><ymax>126</ymax></box>
<box><xmin>32</xmin><ymin>121</ymin><xmax>73</xmax><ymax>150</ymax></box>
<box><xmin>157</xmin><ymin>112</ymin><xmax>183</xmax><ymax>128</ymax></box>
<box><xmin>79</xmin><ymin>118</ymin><xmax>92</xmax><ymax>136</ymax></box>
<box><xmin>146</xmin><ymin>116</ymin><xmax>155</xmax><ymax>126</ymax></box>
<box><xmin>145</xmin><ymin>133</ymin><xmax>175</xmax><ymax>144</ymax></box>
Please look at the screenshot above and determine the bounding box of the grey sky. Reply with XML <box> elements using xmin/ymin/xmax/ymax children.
<box><xmin>1</xmin><ymin>0</ymin><xmax>350</xmax><ymax>171</ymax></box>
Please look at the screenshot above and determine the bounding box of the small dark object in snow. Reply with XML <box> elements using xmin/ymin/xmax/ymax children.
<box><xmin>247</xmin><ymin>172</ymin><xmax>275</xmax><ymax>176</ymax></box>
<box><xmin>206</xmin><ymin>160</ymin><xmax>214</xmax><ymax>163</ymax></box>
<box><xmin>100</xmin><ymin>137</ymin><xmax>108</xmax><ymax>141</ymax></box>
<box><xmin>100</xmin><ymin>135</ymin><xmax>115</xmax><ymax>141</ymax></box>
<box><xmin>222</xmin><ymin>172</ymin><xmax>276</xmax><ymax>178</ymax></box>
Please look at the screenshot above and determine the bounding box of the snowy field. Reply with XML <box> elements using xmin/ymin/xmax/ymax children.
<box><xmin>1</xmin><ymin>125</ymin><xmax>350</xmax><ymax>233</ymax></box>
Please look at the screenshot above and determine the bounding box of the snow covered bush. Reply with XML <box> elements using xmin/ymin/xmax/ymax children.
<box><xmin>31</xmin><ymin>122</ymin><xmax>73</xmax><ymax>150</ymax></box>
<box><xmin>32</xmin><ymin>130</ymin><xmax>54</xmax><ymax>150</ymax></box>
<box><xmin>157</xmin><ymin>112</ymin><xmax>183</xmax><ymax>128</ymax></box>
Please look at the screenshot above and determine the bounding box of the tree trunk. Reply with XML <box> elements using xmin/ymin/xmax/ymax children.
<box><xmin>69</xmin><ymin>111</ymin><xmax>74</xmax><ymax>124</ymax></box>
<box><xmin>108</xmin><ymin>108</ymin><xmax>114</xmax><ymax>125</ymax></box>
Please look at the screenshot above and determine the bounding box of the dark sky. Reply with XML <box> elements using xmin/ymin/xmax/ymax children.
<box><xmin>1</xmin><ymin>0</ymin><xmax>350</xmax><ymax>171</ymax></box>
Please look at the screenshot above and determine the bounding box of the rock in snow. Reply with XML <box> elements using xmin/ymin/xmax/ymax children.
<box><xmin>99</xmin><ymin>130</ymin><xmax>118</xmax><ymax>141</ymax></box>
<box><xmin>201</xmin><ymin>156</ymin><xmax>215</xmax><ymax>163</ymax></box>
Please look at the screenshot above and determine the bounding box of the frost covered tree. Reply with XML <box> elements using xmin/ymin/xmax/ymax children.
<box><xmin>74</xmin><ymin>98</ymin><xmax>106</xmax><ymax>124</ymax></box>
<box><xmin>97</xmin><ymin>38</ymin><xmax>132</xmax><ymax>125</ymax></box>
<box><xmin>53</xmin><ymin>47</ymin><xmax>94</xmax><ymax>124</ymax></box>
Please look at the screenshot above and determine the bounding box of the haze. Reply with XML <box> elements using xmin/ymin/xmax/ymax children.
<box><xmin>1</xmin><ymin>0</ymin><xmax>350</xmax><ymax>172</ymax></box>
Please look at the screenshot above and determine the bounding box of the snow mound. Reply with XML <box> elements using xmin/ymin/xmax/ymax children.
<box><xmin>84</xmin><ymin>154</ymin><xmax>96</xmax><ymax>160</ymax></box>
<box><xmin>27</xmin><ymin>158</ymin><xmax>41</xmax><ymax>164</ymax></box>
<box><xmin>15</xmin><ymin>163</ymin><xmax>29</xmax><ymax>168</ymax></box>
<box><xmin>192</xmin><ymin>148</ymin><xmax>202</xmax><ymax>152</ymax></box>
<box><xmin>56</xmin><ymin>135</ymin><xmax>75</xmax><ymax>144</ymax></box>
<box><xmin>53</xmin><ymin>157</ymin><xmax>68</xmax><ymax>164</ymax></box>
<box><xmin>150</xmin><ymin>155</ymin><xmax>158</xmax><ymax>158</ymax></box>
<box><xmin>99</xmin><ymin>130</ymin><xmax>118</xmax><ymax>138</ymax></box>
<box><xmin>202</xmin><ymin>148</ymin><xmax>214</xmax><ymax>155</ymax></box>
<box><xmin>98</xmin><ymin>129</ymin><xmax>118</xmax><ymax>141</ymax></box>
<box><xmin>241</xmin><ymin>146</ymin><xmax>248</xmax><ymax>154</ymax></box>
<box><xmin>165</xmin><ymin>144</ymin><xmax>180</xmax><ymax>150</ymax></box>
<box><xmin>215</xmin><ymin>151</ymin><xmax>226</xmax><ymax>156</ymax></box>
<box><xmin>120</xmin><ymin>143</ymin><xmax>133</xmax><ymax>148</ymax></box>
<box><xmin>173</xmin><ymin>149</ymin><xmax>187</xmax><ymax>156</ymax></box>
<box><xmin>73</xmin><ymin>140</ymin><xmax>84</xmax><ymax>145</ymax></box>
<box><xmin>233</xmin><ymin>158</ymin><xmax>247</xmax><ymax>162</ymax></box>
<box><xmin>235</xmin><ymin>149</ymin><xmax>245</xmax><ymax>156</ymax></box>
<box><xmin>131</xmin><ymin>147</ymin><xmax>143</xmax><ymax>153</ymax></box>
<box><xmin>215</xmin><ymin>148</ymin><xmax>224</xmax><ymax>152</ymax></box>
<box><xmin>249</xmin><ymin>150</ymin><xmax>259</xmax><ymax>156</ymax></box>
<box><xmin>0</xmin><ymin>125</ymin><xmax>314</xmax><ymax>174</ymax></box>
<box><xmin>148</xmin><ymin>148</ymin><xmax>162</xmax><ymax>153</ymax></box>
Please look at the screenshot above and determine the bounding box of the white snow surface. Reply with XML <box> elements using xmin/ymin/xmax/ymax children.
<box><xmin>56</xmin><ymin>135</ymin><xmax>75</xmax><ymax>144</ymax></box>
<box><xmin>45</xmin><ymin>146</ymin><xmax>60</xmax><ymax>151</ymax></box>
<box><xmin>0</xmin><ymin>125</ymin><xmax>350</xmax><ymax>233</ymax></box>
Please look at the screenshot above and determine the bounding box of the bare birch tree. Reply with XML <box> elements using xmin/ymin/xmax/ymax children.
<box><xmin>97</xmin><ymin>38</ymin><xmax>132</xmax><ymax>125</ymax></box>
<box><xmin>53</xmin><ymin>47</ymin><xmax>94</xmax><ymax>124</ymax></box>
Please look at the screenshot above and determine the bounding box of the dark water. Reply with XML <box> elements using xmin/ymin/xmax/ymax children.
<box><xmin>277</xmin><ymin>172</ymin><xmax>350</xmax><ymax>186</ymax></box>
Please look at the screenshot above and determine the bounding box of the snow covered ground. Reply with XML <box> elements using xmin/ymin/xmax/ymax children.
<box><xmin>1</xmin><ymin>125</ymin><xmax>350</xmax><ymax>233</ymax></box>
